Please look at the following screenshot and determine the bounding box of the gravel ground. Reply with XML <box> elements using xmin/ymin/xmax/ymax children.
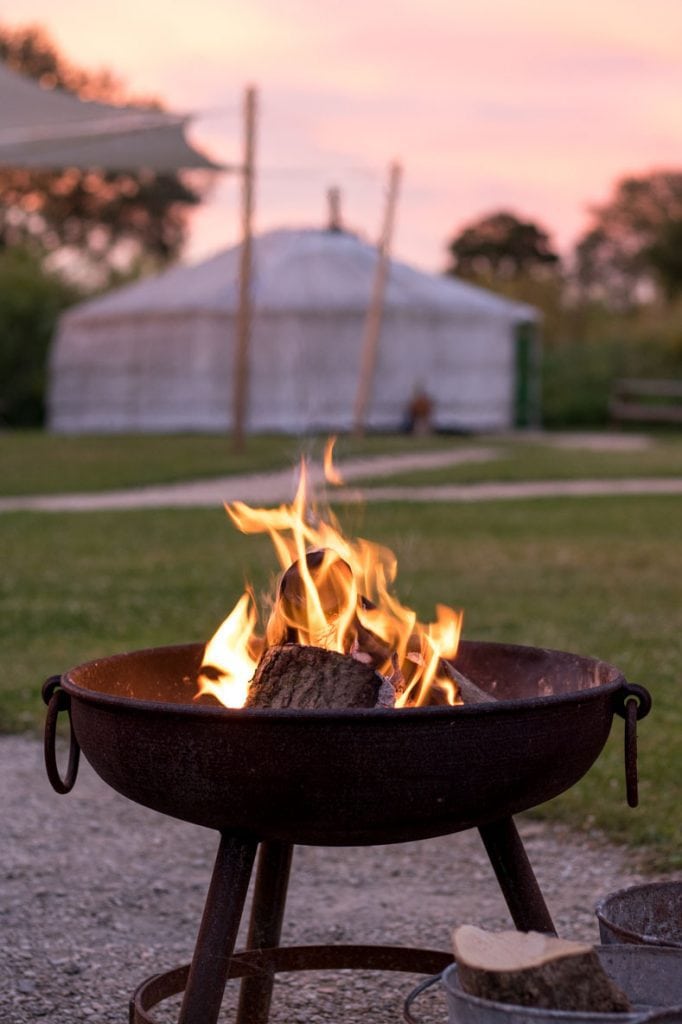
<box><xmin>1</xmin><ymin>735</ymin><xmax>678</xmax><ymax>1024</ymax></box>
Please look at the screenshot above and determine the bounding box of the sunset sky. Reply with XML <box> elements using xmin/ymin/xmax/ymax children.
<box><xmin>6</xmin><ymin>0</ymin><xmax>682</xmax><ymax>271</ymax></box>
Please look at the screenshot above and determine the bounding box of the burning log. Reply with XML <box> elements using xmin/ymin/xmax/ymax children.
<box><xmin>199</xmin><ymin>448</ymin><xmax>478</xmax><ymax>710</ymax></box>
<box><xmin>444</xmin><ymin>663</ymin><xmax>497</xmax><ymax>705</ymax></box>
<box><xmin>265</xmin><ymin>548</ymin><xmax>492</xmax><ymax>708</ymax></box>
<box><xmin>452</xmin><ymin>925</ymin><xmax>632</xmax><ymax>1013</ymax></box>
<box><xmin>273</xmin><ymin>549</ymin><xmax>355</xmax><ymax>646</ymax></box>
<box><xmin>244</xmin><ymin>643</ymin><xmax>382</xmax><ymax>709</ymax></box>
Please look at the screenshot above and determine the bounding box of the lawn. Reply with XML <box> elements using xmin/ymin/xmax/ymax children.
<box><xmin>1</xmin><ymin>493</ymin><xmax>680</xmax><ymax>869</ymax></box>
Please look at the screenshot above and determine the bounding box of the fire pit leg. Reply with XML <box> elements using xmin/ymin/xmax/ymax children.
<box><xmin>178</xmin><ymin>832</ymin><xmax>258</xmax><ymax>1024</ymax></box>
<box><xmin>236</xmin><ymin>841</ymin><xmax>294</xmax><ymax>1024</ymax></box>
<box><xmin>478</xmin><ymin>817</ymin><xmax>556</xmax><ymax>935</ymax></box>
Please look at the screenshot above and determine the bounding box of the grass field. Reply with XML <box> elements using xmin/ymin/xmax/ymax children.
<box><xmin>1</xmin><ymin>494</ymin><xmax>680</xmax><ymax>869</ymax></box>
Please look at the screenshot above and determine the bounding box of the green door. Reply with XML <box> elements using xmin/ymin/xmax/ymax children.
<box><xmin>514</xmin><ymin>321</ymin><xmax>540</xmax><ymax>428</ymax></box>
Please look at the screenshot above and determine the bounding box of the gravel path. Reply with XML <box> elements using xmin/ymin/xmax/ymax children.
<box><xmin>2</xmin><ymin>735</ymin><xmax>679</xmax><ymax>1024</ymax></box>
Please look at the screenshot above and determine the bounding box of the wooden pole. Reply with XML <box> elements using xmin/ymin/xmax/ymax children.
<box><xmin>352</xmin><ymin>160</ymin><xmax>402</xmax><ymax>437</ymax></box>
<box><xmin>232</xmin><ymin>85</ymin><xmax>257</xmax><ymax>452</ymax></box>
<box><xmin>327</xmin><ymin>185</ymin><xmax>342</xmax><ymax>231</ymax></box>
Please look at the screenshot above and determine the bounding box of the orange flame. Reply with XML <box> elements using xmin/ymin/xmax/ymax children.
<box><xmin>198</xmin><ymin>443</ymin><xmax>463</xmax><ymax>708</ymax></box>
<box><xmin>323</xmin><ymin>435</ymin><xmax>344</xmax><ymax>486</ymax></box>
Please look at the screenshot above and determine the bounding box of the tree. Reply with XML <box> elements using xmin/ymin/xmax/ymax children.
<box><xmin>574</xmin><ymin>171</ymin><xmax>682</xmax><ymax>307</ymax></box>
<box><xmin>446</xmin><ymin>210</ymin><xmax>560</xmax><ymax>281</ymax></box>
<box><xmin>0</xmin><ymin>247</ymin><xmax>81</xmax><ymax>425</ymax></box>
<box><xmin>0</xmin><ymin>24</ymin><xmax>211</xmax><ymax>285</ymax></box>
<box><xmin>646</xmin><ymin>218</ymin><xmax>682</xmax><ymax>302</ymax></box>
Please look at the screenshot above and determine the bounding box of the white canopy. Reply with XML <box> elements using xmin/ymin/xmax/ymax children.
<box><xmin>0</xmin><ymin>60</ymin><xmax>219</xmax><ymax>171</ymax></box>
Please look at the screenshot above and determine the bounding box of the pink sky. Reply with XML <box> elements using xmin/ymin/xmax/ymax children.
<box><xmin>5</xmin><ymin>0</ymin><xmax>682</xmax><ymax>271</ymax></box>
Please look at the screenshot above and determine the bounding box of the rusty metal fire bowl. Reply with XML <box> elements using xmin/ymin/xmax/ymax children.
<box><xmin>42</xmin><ymin>639</ymin><xmax>651</xmax><ymax>1024</ymax></box>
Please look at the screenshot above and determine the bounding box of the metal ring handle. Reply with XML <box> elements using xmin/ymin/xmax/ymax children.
<box><xmin>614</xmin><ymin>682</ymin><xmax>652</xmax><ymax>721</ymax></box>
<box><xmin>43</xmin><ymin>675</ymin><xmax>80</xmax><ymax>794</ymax></box>
<box><xmin>403</xmin><ymin>972</ymin><xmax>443</xmax><ymax>1024</ymax></box>
<box><xmin>613</xmin><ymin>683</ymin><xmax>651</xmax><ymax>810</ymax></box>
<box><xmin>624</xmin><ymin>696</ymin><xmax>640</xmax><ymax>809</ymax></box>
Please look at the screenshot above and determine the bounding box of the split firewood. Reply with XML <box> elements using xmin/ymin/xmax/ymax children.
<box><xmin>452</xmin><ymin>925</ymin><xmax>631</xmax><ymax>1013</ymax></box>
<box><xmin>443</xmin><ymin>663</ymin><xmax>497</xmax><ymax>704</ymax></box>
<box><xmin>244</xmin><ymin>643</ymin><xmax>382</xmax><ymax>709</ymax></box>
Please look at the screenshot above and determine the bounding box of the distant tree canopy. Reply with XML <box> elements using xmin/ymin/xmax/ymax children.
<box><xmin>575</xmin><ymin>170</ymin><xmax>682</xmax><ymax>307</ymax></box>
<box><xmin>446</xmin><ymin>210</ymin><xmax>560</xmax><ymax>282</ymax></box>
<box><xmin>0</xmin><ymin>24</ymin><xmax>211</xmax><ymax>285</ymax></box>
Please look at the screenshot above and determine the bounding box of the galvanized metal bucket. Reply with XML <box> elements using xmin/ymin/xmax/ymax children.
<box><xmin>404</xmin><ymin>945</ymin><xmax>682</xmax><ymax>1024</ymax></box>
<box><xmin>596</xmin><ymin>883</ymin><xmax>682</xmax><ymax>949</ymax></box>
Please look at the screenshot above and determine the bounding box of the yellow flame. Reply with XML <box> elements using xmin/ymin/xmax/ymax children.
<box><xmin>200</xmin><ymin>445</ymin><xmax>463</xmax><ymax>708</ymax></box>
<box><xmin>197</xmin><ymin>592</ymin><xmax>261</xmax><ymax>708</ymax></box>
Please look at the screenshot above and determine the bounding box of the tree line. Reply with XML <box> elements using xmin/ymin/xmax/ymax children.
<box><xmin>446</xmin><ymin>175</ymin><xmax>682</xmax><ymax>310</ymax></box>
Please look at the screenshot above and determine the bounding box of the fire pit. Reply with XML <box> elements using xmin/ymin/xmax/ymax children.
<box><xmin>43</xmin><ymin>639</ymin><xmax>650</xmax><ymax>1024</ymax></box>
<box><xmin>40</xmin><ymin>444</ymin><xmax>654</xmax><ymax>1023</ymax></box>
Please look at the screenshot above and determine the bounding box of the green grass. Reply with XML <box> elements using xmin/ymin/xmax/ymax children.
<box><xmin>360</xmin><ymin>433</ymin><xmax>682</xmax><ymax>487</ymax></box>
<box><xmin>1</xmin><ymin>495</ymin><xmax>680</xmax><ymax>869</ymax></box>
<box><xmin>0</xmin><ymin>431</ymin><xmax>460</xmax><ymax>496</ymax></box>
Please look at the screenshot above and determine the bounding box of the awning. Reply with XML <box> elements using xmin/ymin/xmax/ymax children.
<box><xmin>0</xmin><ymin>60</ymin><xmax>223</xmax><ymax>172</ymax></box>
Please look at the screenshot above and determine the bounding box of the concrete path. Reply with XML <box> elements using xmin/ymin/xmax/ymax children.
<box><xmin>1</xmin><ymin>438</ymin><xmax>680</xmax><ymax>512</ymax></box>
<box><xmin>334</xmin><ymin>477</ymin><xmax>682</xmax><ymax>503</ymax></box>
<box><xmin>0</xmin><ymin>446</ymin><xmax>497</xmax><ymax>512</ymax></box>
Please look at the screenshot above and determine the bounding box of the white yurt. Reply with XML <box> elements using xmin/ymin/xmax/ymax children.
<box><xmin>48</xmin><ymin>227</ymin><xmax>540</xmax><ymax>434</ymax></box>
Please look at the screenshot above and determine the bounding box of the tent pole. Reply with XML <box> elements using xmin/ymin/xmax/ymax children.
<box><xmin>233</xmin><ymin>85</ymin><xmax>257</xmax><ymax>452</ymax></box>
<box><xmin>352</xmin><ymin>160</ymin><xmax>402</xmax><ymax>438</ymax></box>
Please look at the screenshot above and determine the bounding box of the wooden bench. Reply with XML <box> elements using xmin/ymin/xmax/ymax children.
<box><xmin>609</xmin><ymin>378</ymin><xmax>682</xmax><ymax>425</ymax></box>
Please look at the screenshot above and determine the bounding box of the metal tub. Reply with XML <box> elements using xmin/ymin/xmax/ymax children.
<box><xmin>441</xmin><ymin>946</ymin><xmax>682</xmax><ymax>1024</ymax></box>
<box><xmin>596</xmin><ymin>883</ymin><xmax>682</xmax><ymax>949</ymax></box>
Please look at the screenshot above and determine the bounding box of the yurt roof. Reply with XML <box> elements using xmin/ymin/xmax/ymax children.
<box><xmin>64</xmin><ymin>227</ymin><xmax>539</xmax><ymax>323</ymax></box>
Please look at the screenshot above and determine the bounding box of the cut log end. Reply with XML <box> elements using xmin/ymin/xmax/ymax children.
<box><xmin>452</xmin><ymin>925</ymin><xmax>632</xmax><ymax>1013</ymax></box>
<box><xmin>244</xmin><ymin>643</ymin><xmax>382</xmax><ymax>709</ymax></box>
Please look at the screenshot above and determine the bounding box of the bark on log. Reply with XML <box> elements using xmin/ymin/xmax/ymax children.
<box><xmin>452</xmin><ymin>925</ymin><xmax>631</xmax><ymax>1013</ymax></box>
<box><xmin>244</xmin><ymin>643</ymin><xmax>382</xmax><ymax>709</ymax></box>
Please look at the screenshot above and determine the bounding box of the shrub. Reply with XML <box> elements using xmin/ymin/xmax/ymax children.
<box><xmin>541</xmin><ymin>301</ymin><xmax>682</xmax><ymax>428</ymax></box>
<box><xmin>0</xmin><ymin>248</ymin><xmax>81</xmax><ymax>426</ymax></box>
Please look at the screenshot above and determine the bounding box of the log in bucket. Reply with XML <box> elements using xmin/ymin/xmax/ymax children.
<box><xmin>404</xmin><ymin>946</ymin><xmax>682</xmax><ymax>1024</ymax></box>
